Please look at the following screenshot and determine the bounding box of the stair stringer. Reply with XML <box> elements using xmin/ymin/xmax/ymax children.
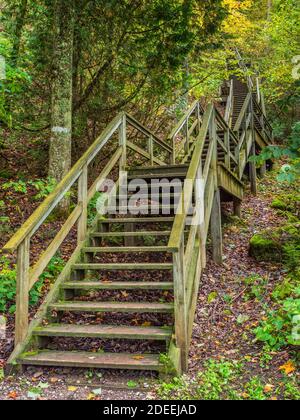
<box><xmin>217</xmin><ymin>164</ymin><xmax>244</xmax><ymax>201</ymax></box>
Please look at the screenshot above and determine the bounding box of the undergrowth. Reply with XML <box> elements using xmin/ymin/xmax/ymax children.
<box><xmin>0</xmin><ymin>255</ymin><xmax>65</xmax><ymax>313</ymax></box>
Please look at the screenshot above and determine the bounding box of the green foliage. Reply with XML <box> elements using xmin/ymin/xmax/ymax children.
<box><xmin>87</xmin><ymin>192</ymin><xmax>102</xmax><ymax>226</ymax></box>
<box><xmin>255</xmin><ymin>284</ymin><xmax>300</xmax><ymax>350</ymax></box>
<box><xmin>252</xmin><ymin>122</ymin><xmax>300</xmax><ymax>183</ymax></box>
<box><xmin>242</xmin><ymin>275</ymin><xmax>268</xmax><ymax>302</ymax></box>
<box><xmin>271</xmin><ymin>199</ymin><xmax>288</xmax><ymax>211</ymax></box>
<box><xmin>30</xmin><ymin>178</ymin><xmax>57</xmax><ymax>200</ymax></box>
<box><xmin>0</xmin><ymin>255</ymin><xmax>64</xmax><ymax>313</ymax></box>
<box><xmin>244</xmin><ymin>377</ymin><xmax>267</xmax><ymax>400</ymax></box>
<box><xmin>2</xmin><ymin>178</ymin><xmax>57</xmax><ymax>199</ymax></box>
<box><xmin>0</xmin><ymin>32</ymin><xmax>31</xmax><ymax>127</ymax></box>
<box><xmin>158</xmin><ymin>360</ymin><xmax>243</xmax><ymax>400</ymax></box>
<box><xmin>284</xmin><ymin>378</ymin><xmax>300</xmax><ymax>400</ymax></box>
<box><xmin>2</xmin><ymin>180</ymin><xmax>28</xmax><ymax>193</ymax></box>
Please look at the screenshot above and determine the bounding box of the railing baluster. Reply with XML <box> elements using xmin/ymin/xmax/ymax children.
<box><xmin>185</xmin><ymin>118</ymin><xmax>189</xmax><ymax>154</ymax></box>
<box><xmin>172</xmin><ymin>135</ymin><xmax>176</xmax><ymax>165</ymax></box>
<box><xmin>225</xmin><ymin>128</ymin><xmax>230</xmax><ymax>169</ymax></box>
<box><xmin>148</xmin><ymin>135</ymin><xmax>154</xmax><ymax>166</ymax></box>
<box><xmin>119</xmin><ymin>113</ymin><xmax>127</xmax><ymax>171</ymax></box>
<box><xmin>15</xmin><ymin>237</ymin><xmax>30</xmax><ymax>346</ymax></box>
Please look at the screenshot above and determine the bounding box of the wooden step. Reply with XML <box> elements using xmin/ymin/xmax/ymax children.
<box><xmin>90</xmin><ymin>231</ymin><xmax>173</xmax><ymax>238</ymax></box>
<box><xmin>98</xmin><ymin>217</ymin><xmax>175</xmax><ymax>224</ymax></box>
<box><xmin>127</xmin><ymin>172</ymin><xmax>187</xmax><ymax>180</ymax></box>
<box><xmin>129</xmin><ymin>164</ymin><xmax>188</xmax><ymax>176</ymax></box>
<box><xmin>107</xmin><ymin>204</ymin><xmax>182</xmax><ymax>213</ymax></box>
<box><xmin>128</xmin><ymin>181</ymin><xmax>183</xmax><ymax>190</ymax></box>
<box><xmin>19</xmin><ymin>351</ymin><xmax>161</xmax><ymax>371</ymax></box>
<box><xmin>117</xmin><ymin>193</ymin><xmax>182</xmax><ymax>200</ymax></box>
<box><xmin>72</xmin><ymin>263</ymin><xmax>173</xmax><ymax>270</ymax></box>
<box><xmin>33</xmin><ymin>324</ymin><xmax>172</xmax><ymax>340</ymax></box>
<box><xmin>62</xmin><ymin>281</ymin><xmax>174</xmax><ymax>290</ymax></box>
<box><xmin>49</xmin><ymin>301</ymin><xmax>174</xmax><ymax>313</ymax></box>
<box><xmin>83</xmin><ymin>246</ymin><xmax>174</xmax><ymax>253</ymax></box>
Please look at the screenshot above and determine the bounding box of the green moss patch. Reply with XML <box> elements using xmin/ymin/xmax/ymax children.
<box><xmin>249</xmin><ymin>233</ymin><xmax>282</xmax><ymax>262</ymax></box>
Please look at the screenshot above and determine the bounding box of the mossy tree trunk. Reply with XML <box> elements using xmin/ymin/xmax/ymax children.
<box><xmin>49</xmin><ymin>0</ymin><xmax>75</xmax><ymax>212</ymax></box>
<box><xmin>11</xmin><ymin>0</ymin><xmax>28</xmax><ymax>66</ymax></box>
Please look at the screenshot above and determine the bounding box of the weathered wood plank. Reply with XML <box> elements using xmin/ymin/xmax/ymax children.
<box><xmin>173</xmin><ymin>236</ymin><xmax>188</xmax><ymax>372</ymax></box>
<box><xmin>15</xmin><ymin>238</ymin><xmax>30</xmax><ymax>346</ymax></box>
<box><xmin>210</xmin><ymin>189</ymin><xmax>223</xmax><ymax>264</ymax></box>
<box><xmin>19</xmin><ymin>351</ymin><xmax>161</xmax><ymax>371</ymax></box>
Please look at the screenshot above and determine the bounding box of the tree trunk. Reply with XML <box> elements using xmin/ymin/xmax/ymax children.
<box><xmin>11</xmin><ymin>0</ymin><xmax>28</xmax><ymax>66</ymax></box>
<box><xmin>49</xmin><ymin>0</ymin><xmax>75</xmax><ymax>204</ymax></box>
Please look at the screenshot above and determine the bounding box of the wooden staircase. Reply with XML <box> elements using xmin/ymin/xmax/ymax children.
<box><xmin>3</xmin><ymin>71</ymin><xmax>273</xmax><ymax>375</ymax></box>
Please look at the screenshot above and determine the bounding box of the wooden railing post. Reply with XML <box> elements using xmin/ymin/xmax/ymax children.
<box><xmin>15</xmin><ymin>237</ymin><xmax>30</xmax><ymax>346</ymax></box>
<box><xmin>77</xmin><ymin>164</ymin><xmax>88</xmax><ymax>243</ymax></box>
<box><xmin>172</xmin><ymin>135</ymin><xmax>176</xmax><ymax>165</ymax></box>
<box><xmin>197</xmin><ymin>103</ymin><xmax>201</xmax><ymax>135</ymax></box>
<box><xmin>119</xmin><ymin>113</ymin><xmax>127</xmax><ymax>172</ymax></box>
<box><xmin>225</xmin><ymin>128</ymin><xmax>230</xmax><ymax>169</ymax></box>
<box><xmin>211</xmin><ymin>189</ymin><xmax>223</xmax><ymax>264</ymax></box>
<box><xmin>249</xmin><ymin>97</ymin><xmax>258</xmax><ymax>195</ymax></box>
<box><xmin>173</xmin><ymin>235</ymin><xmax>188</xmax><ymax>373</ymax></box>
<box><xmin>195</xmin><ymin>166</ymin><xmax>206</xmax><ymax>269</ymax></box>
<box><xmin>148</xmin><ymin>135</ymin><xmax>154</xmax><ymax>166</ymax></box>
<box><xmin>185</xmin><ymin>118</ymin><xmax>189</xmax><ymax>155</ymax></box>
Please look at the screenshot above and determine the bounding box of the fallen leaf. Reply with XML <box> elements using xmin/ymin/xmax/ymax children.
<box><xmin>207</xmin><ymin>291</ymin><xmax>218</xmax><ymax>304</ymax></box>
<box><xmin>8</xmin><ymin>391</ymin><xmax>18</xmax><ymax>400</ymax></box>
<box><xmin>68</xmin><ymin>386</ymin><xmax>78</xmax><ymax>392</ymax></box>
<box><xmin>279</xmin><ymin>361</ymin><xmax>296</xmax><ymax>375</ymax></box>
<box><xmin>264</xmin><ymin>384</ymin><xmax>274</xmax><ymax>393</ymax></box>
<box><xmin>133</xmin><ymin>356</ymin><xmax>144</xmax><ymax>361</ymax></box>
<box><xmin>237</xmin><ymin>314</ymin><xmax>250</xmax><ymax>325</ymax></box>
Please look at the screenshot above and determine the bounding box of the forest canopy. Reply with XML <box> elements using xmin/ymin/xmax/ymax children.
<box><xmin>0</xmin><ymin>0</ymin><xmax>299</xmax><ymax>180</ymax></box>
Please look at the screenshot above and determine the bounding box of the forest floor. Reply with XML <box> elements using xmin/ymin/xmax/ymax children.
<box><xmin>0</xmin><ymin>170</ymin><xmax>299</xmax><ymax>400</ymax></box>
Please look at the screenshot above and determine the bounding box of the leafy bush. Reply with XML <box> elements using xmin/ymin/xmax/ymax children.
<box><xmin>157</xmin><ymin>360</ymin><xmax>242</xmax><ymax>400</ymax></box>
<box><xmin>0</xmin><ymin>255</ymin><xmax>64</xmax><ymax>313</ymax></box>
<box><xmin>2</xmin><ymin>178</ymin><xmax>57</xmax><ymax>200</ymax></box>
<box><xmin>0</xmin><ymin>33</ymin><xmax>31</xmax><ymax>127</ymax></box>
<box><xmin>252</xmin><ymin>122</ymin><xmax>300</xmax><ymax>183</ymax></box>
<box><xmin>2</xmin><ymin>180</ymin><xmax>28</xmax><ymax>194</ymax></box>
<box><xmin>255</xmin><ymin>285</ymin><xmax>300</xmax><ymax>349</ymax></box>
<box><xmin>30</xmin><ymin>178</ymin><xmax>57</xmax><ymax>200</ymax></box>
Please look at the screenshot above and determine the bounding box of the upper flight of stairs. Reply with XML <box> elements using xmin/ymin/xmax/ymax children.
<box><xmin>3</xmin><ymin>62</ymin><xmax>273</xmax><ymax>376</ymax></box>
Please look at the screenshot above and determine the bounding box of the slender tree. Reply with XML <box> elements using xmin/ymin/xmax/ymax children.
<box><xmin>11</xmin><ymin>0</ymin><xmax>28</xmax><ymax>66</ymax></box>
<box><xmin>48</xmin><ymin>0</ymin><xmax>75</xmax><ymax>191</ymax></box>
